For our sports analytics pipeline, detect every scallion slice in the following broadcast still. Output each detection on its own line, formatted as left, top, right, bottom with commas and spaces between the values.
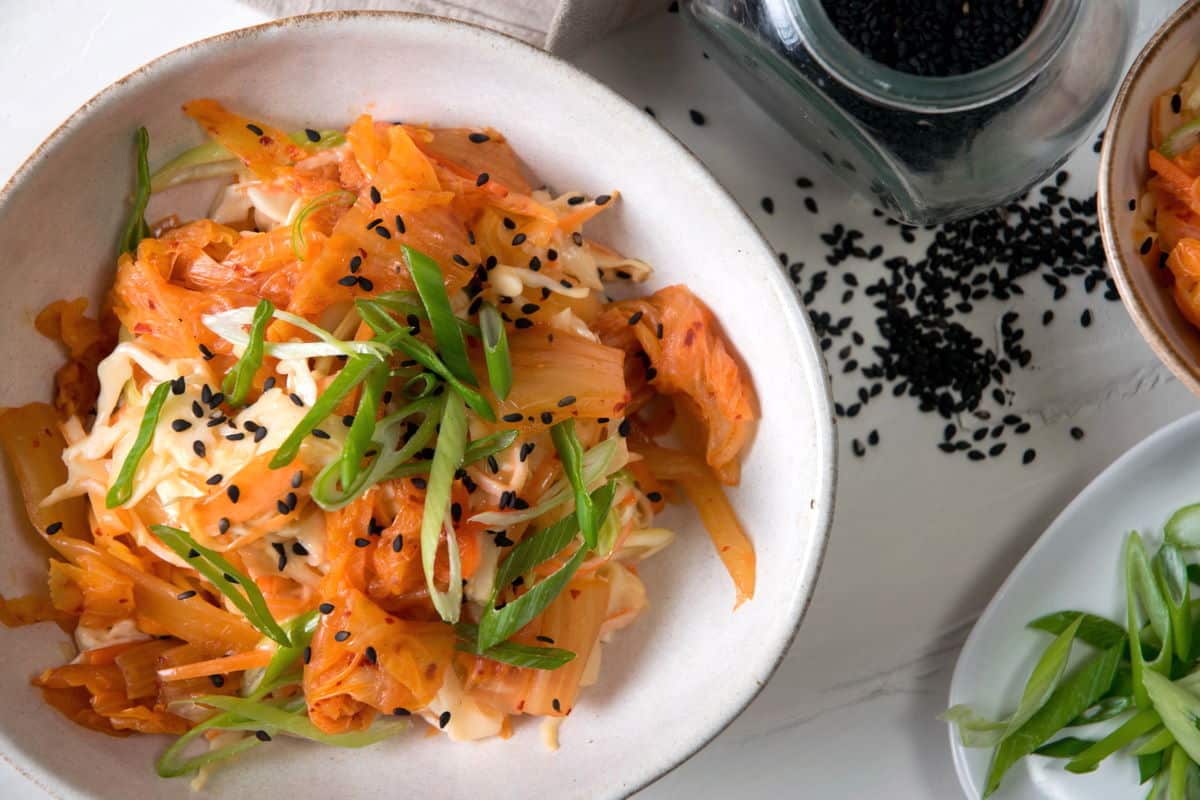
151, 525, 290, 646
291, 190, 356, 261
404, 245, 477, 386
421, 395, 469, 623
269, 355, 381, 469
340, 366, 388, 488
551, 419, 597, 548
222, 299, 274, 406
118, 126, 152, 257
105, 380, 171, 508
479, 302, 512, 401
1127, 531, 1173, 708
454, 623, 575, 670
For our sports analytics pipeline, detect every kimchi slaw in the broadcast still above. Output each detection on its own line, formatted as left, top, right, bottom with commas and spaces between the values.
0, 99, 758, 781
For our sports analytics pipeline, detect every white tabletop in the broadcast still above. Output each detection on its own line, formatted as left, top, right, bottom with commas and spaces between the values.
0, 2, 1193, 798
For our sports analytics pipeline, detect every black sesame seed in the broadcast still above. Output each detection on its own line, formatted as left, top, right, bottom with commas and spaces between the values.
595, 194, 612, 206
1173, 93, 1183, 114
618, 419, 631, 437
206, 473, 223, 486
210, 674, 225, 688
176, 590, 197, 600
338, 275, 359, 287
171, 376, 186, 395
689, 109, 706, 125
557, 395, 576, 408
540, 411, 554, 425
374, 226, 391, 239
255, 730, 271, 742
246, 123, 264, 136
370, 186, 382, 204
1070, 427, 1085, 440
45, 520, 63, 535
511, 233, 527, 246
218, 517, 231, 534
439, 711, 451, 729
334, 630, 350, 642
193, 440, 206, 458
392, 535, 404, 553
227, 485, 240, 503
761, 197, 775, 214
476, 172, 490, 187
199, 344, 215, 360
355, 537, 370, 548
172, 419, 192, 432
319, 602, 335, 614
292, 542, 309, 556
312, 428, 330, 439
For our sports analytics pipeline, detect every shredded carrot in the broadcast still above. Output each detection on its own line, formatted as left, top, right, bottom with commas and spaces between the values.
157, 649, 273, 682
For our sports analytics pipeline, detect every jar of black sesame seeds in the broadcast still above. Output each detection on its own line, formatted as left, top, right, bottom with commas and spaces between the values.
684, 0, 1134, 225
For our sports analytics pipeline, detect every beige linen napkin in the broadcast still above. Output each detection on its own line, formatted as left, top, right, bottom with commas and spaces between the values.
240, 0, 655, 52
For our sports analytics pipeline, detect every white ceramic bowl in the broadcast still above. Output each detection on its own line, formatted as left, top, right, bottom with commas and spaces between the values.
1100, 0, 1200, 394
0, 13, 835, 799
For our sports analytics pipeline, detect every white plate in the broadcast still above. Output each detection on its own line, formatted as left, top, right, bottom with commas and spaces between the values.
948, 411, 1200, 799
0, 12, 835, 800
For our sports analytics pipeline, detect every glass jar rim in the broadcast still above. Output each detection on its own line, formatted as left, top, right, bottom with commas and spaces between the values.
789, 0, 1081, 113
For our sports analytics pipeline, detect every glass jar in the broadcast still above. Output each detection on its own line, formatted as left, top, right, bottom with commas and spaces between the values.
684, 0, 1136, 225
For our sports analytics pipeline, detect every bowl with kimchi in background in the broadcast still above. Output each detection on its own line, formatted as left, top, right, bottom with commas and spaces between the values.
1099, 0, 1200, 394
0, 11, 835, 800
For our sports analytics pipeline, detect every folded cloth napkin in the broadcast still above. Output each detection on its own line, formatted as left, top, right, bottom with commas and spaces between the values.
240, 0, 654, 52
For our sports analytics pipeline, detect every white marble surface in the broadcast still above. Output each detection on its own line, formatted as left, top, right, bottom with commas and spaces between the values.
0, 1, 1193, 798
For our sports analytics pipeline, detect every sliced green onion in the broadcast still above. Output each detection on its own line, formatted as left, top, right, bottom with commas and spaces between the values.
421, 395, 468, 623
1144, 671, 1200, 765
222, 299, 274, 406
194, 695, 409, 747
118, 126, 152, 257
151, 525, 290, 646
476, 482, 615, 653
375, 291, 480, 338
1166, 503, 1200, 549
1134, 727, 1178, 757
105, 380, 171, 508
1141, 751, 1167, 785
493, 481, 617, 594
1157, 544, 1192, 662
205, 305, 389, 360
156, 613, 313, 777
291, 190, 356, 261
1033, 738, 1098, 758
150, 129, 345, 194
551, 420, 597, 549
1027, 610, 1128, 650
1069, 695, 1133, 727
471, 438, 620, 527
270, 355, 381, 469
982, 645, 1122, 797
479, 302, 512, 401
1128, 532, 1174, 708
944, 615, 1083, 749
404, 246, 477, 386
454, 623, 575, 670
1160, 118, 1200, 159
357, 300, 495, 421
341, 366, 388, 488
402, 372, 439, 399
1167, 745, 1191, 800
309, 397, 440, 510
1064, 707, 1161, 774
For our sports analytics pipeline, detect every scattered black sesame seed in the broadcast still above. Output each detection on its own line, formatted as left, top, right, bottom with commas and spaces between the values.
1070, 427, 1085, 440
305, 128, 321, 143
338, 275, 358, 287
292, 542, 309, 556
319, 602, 335, 614
540, 411, 554, 425
334, 630, 351, 642
312, 428, 331, 439
476, 172, 490, 187
689, 109, 706, 126
439, 711, 451, 729
206, 473, 223, 486
246, 123, 264, 136
646, 491, 663, 502
227, 485, 241, 503
355, 537, 370, 548
193, 440, 206, 458
1173, 93, 1183, 114
176, 590, 197, 600
761, 197, 775, 215
218, 517, 231, 534
199, 344, 214, 360
45, 520, 63, 535
171, 419, 192, 432
618, 419, 631, 437
595, 194, 612, 206
255, 730, 272, 742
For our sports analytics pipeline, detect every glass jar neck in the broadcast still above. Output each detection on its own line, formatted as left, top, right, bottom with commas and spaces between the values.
788, 0, 1081, 113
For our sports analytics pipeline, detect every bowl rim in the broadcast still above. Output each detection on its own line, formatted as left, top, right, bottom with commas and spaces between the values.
0, 10, 838, 799
1099, 0, 1200, 396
